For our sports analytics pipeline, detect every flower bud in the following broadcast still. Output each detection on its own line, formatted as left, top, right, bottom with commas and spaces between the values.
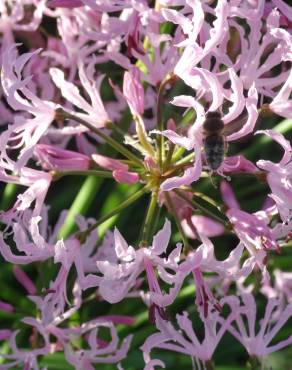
47, 0, 83, 8
35, 144, 91, 171
123, 67, 144, 116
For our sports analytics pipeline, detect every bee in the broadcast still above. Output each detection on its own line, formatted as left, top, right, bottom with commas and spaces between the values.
202, 111, 225, 171
202, 110, 248, 171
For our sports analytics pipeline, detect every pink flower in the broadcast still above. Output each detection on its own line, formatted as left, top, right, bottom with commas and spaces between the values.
256, 130, 292, 222
35, 144, 91, 171
221, 155, 258, 173
0, 300, 14, 313
12, 266, 37, 295
50, 61, 109, 127
182, 215, 224, 239
158, 96, 204, 190
92, 154, 139, 184
227, 208, 278, 275
47, 0, 84, 8
97, 220, 183, 306
142, 299, 242, 366
0, 317, 51, 369
123, 67, 144, 116
274, 270, 292, 304
61, 322, 133, 370
0, 168, 52, 225
0, 329, 12, 341
173, 1, 229, 75
220, 180, 240, 209
178, 234, 251, 314
1, 44, 56, 171
223, 293, 292, 357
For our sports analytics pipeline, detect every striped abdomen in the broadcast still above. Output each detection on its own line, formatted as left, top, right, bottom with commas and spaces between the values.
203, 134, 225, 170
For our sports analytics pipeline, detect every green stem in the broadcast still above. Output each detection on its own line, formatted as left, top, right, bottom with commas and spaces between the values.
165, 192, 189, 250
52, 169, 113, 180
135, 116, 155, 158
205, 360, 215, 370
57, 176, 102, 239
174, 189, 229, 226
177, 108, 196, 128
171, 146, 186, 163
248, 356, 262, 370
56, 108, 144, 168
140, 191, 158, 245
0, 183, 18, 210
76, 185, 150, 243
156, 74, 177, 168
163, 141, 175, 172
187, 189, 220, 207
175, 152, 195, 166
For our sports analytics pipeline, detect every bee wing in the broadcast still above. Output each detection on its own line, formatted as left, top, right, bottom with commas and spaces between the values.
222, 112, 248, 137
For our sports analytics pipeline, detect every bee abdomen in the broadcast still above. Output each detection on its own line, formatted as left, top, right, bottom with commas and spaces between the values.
204, 135, 225, 170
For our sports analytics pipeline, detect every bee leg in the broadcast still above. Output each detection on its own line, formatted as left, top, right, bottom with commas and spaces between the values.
209, 171, 218, 188
217, 167, 231, 182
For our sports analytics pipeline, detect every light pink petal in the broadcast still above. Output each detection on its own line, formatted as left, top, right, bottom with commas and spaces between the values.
160, 140, 202, 191
227, 84, 258, 141
123, 67, 144, 116
98, 279, 132, 304
270, 68, 292, 118
50, 67, 92, 112
159, 130, 194, 150
272, 0, 292, 21
114, 228, 135, 261
13, 266, 37, 295
222, 155, 258, 173
160, 166, 197, 191
220, 180, 240, 209
78, 63, 109, 124
35, 144, 90, 171
256, 130, 291, 166
0, 300, 14, 313
47, 0, 83, 8
113, 170, 139, 184
195, 68, 224, 112
92, 154, 128, 171
203, 0, 229, 55
182, 215, 224, 239
223, 69, 245, 124
161, 8, 192, 36
0, 329, 12, 340
174, 45, 204, 79
151, 220, 171, 255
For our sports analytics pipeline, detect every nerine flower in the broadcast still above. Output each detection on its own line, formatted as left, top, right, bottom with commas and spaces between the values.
62, 322, 133, 370
97, 220, 183, 307
1, 44, 56, 171
92, 154, 139, 184
257, 129, 292, 222
50, 60, 110, 127
223, 293, 292, 358
123, 67, 144, 116
0, 167, 52, 231
34, 144, 91, 171
141, 298, 243, 367
157, 68, 258, 190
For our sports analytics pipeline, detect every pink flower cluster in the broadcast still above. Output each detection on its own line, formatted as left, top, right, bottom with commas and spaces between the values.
0, 0, 291, 369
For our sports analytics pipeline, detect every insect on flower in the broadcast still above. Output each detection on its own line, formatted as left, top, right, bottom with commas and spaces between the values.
202, 111, 225, 171
202, 111, 248, 171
